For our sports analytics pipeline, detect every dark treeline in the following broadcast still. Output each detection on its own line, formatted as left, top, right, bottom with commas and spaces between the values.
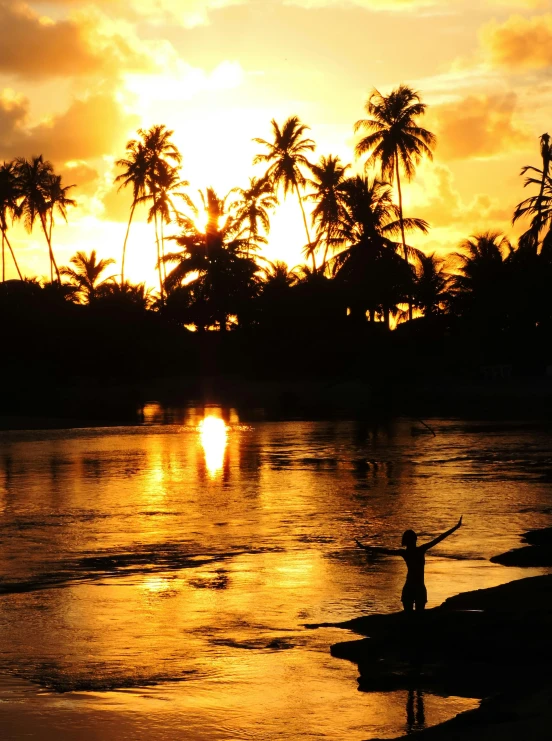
2, 87, 552, 420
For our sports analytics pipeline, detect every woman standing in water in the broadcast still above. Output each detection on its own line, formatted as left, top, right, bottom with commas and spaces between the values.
356, 517, 463, 612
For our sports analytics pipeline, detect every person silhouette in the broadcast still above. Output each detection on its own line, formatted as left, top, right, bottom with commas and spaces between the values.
356, 517, 463, 612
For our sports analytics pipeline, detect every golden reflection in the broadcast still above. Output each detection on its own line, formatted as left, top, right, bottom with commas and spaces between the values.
198, 415, 228, 478
141, 576, 173, 593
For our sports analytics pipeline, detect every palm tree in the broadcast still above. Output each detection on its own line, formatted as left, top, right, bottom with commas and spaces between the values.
253, 116, 315, 265
354, 85, 435, 259
451, 232, 512, 323
44, 174, 76, 282
115, 124, 182, 290
140, 125, 183, 302
143, 161, 190, 288
0, 161, 23, 280
115, 139, 149, 285
258, 260, 298, 327
513, 133, 552, 252
305, 155, 349, 270
96, 280, 153, 311
230, 176, 278, 255
60, 250, 116, 303
46, 174, 76, 245
330, 176, 428, 328
261, 260, 298, 288
413, 252, 450, 316
15, 156, 73, 282
163, 188, 258, 331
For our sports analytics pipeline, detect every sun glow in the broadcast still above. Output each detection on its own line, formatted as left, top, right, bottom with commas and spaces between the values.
198, 416, 228, 478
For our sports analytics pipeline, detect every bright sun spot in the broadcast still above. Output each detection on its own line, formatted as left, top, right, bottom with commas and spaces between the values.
198, 416, 228, 478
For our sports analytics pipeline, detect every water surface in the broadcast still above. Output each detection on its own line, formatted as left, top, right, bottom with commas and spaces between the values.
0, 412, 550, 739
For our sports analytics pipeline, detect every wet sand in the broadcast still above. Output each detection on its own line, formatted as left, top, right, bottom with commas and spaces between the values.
491, 526, 552, 567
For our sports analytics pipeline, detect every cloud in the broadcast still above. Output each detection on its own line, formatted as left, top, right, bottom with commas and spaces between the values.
0, 87, 140, 163
59, 162, 100, 196
101, 180, 137, 223
0, 1, 154, 78
413, 164, 512, 230
32, 0, 444, 27
430, 93, 530, 160
0, 89, 27, 138
485, 0, 548, 8
285, 0, 439, 10
31, 0, 247, 28
481, 14, 552, 70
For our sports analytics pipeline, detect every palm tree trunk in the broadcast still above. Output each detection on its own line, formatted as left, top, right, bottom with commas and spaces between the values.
48, 213, 54, 282
121, 200, 136, 286
39, 213, 60, 282
395, 159, 407, 259
160, 217, 167, 283
153, 208, 164, 305
395, 159, 413, 321
294, 181, 314, 270
2, 233, 4, 282
322, 225, 332, 274
3, 231, 23, 280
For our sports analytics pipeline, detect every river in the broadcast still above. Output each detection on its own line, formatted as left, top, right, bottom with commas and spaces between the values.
0, 409, 550, 739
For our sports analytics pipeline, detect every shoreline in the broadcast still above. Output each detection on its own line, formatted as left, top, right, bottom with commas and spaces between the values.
3, 376, 552, 431
327, 574, 552, 740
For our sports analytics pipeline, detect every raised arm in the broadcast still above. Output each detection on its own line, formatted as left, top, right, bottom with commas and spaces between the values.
421, 516, 463, 552
355, 539, 404, 556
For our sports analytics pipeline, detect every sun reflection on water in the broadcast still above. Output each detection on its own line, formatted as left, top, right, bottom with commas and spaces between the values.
198, 416, 228, 478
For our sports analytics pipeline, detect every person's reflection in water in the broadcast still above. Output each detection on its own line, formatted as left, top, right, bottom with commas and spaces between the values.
406, 689, 426, 734
356, 517, 463, 611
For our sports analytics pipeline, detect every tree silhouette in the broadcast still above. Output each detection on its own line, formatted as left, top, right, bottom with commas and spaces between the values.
96, 280, 153, 312
0, 161, 22, 280
413, 252, 450, 317
253, 116, 315, 266
230, 176, 278, 255
163, 188, 258, 331
331, 176, 427, 328
451, 232, 512, 325
15, 156, 75, 283
513, 133, 552, 253
354, 86, 435, 259
115, 139, 149, 286
61, 250, 116, 303
116, 125, 182, 297
305, 155, 350, 271
143, 161, 190, 285
46, 174, 77, 252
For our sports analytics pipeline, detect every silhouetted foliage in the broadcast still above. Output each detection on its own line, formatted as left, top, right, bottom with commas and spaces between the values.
163, 188, 260, 331
413, 252, 450, 317
116, 125, 183, 296
60, 250, 116, 304
355, 86, 435, 259
4, 111, 552, 416
14, 156, 76, 282
513, 133, 552, 254
450, 232, 512, 327
305, 155, 350, 271
253, 116, 315, 265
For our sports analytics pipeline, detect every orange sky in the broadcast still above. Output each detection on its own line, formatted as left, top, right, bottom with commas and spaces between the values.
1, 0, 551, 286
